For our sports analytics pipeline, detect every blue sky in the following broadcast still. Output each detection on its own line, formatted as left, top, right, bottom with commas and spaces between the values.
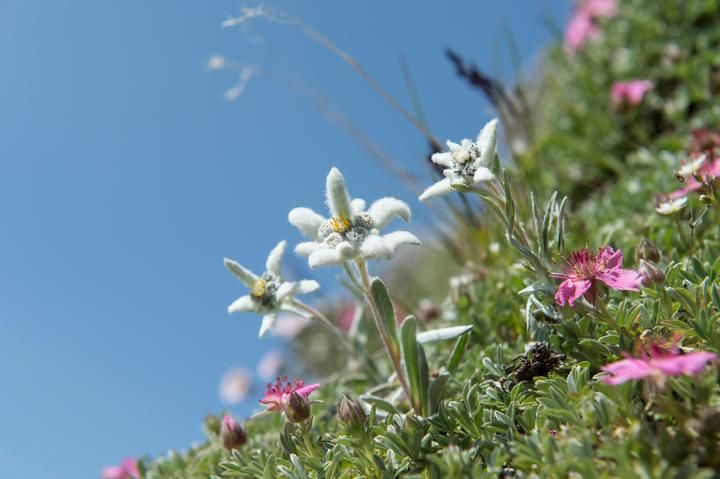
0, 1, 568, 477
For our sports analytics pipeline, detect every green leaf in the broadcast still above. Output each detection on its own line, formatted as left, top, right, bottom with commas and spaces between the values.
428, 372, 450, 414
359, 394, 400, 415
400, 316, 429, 415
416, 325, 473, 344
370, 278, 401, 356
289, 454, 307, 479
447, 333, 470, 373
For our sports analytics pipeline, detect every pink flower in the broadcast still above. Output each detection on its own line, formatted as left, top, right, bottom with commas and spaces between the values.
336, 303, 356, 333
667, 156, 720, 200
581, 0, 619, 17
101, 458, 138, 479
602, 342, 718, 385
611, 80, 653, 108
564, 12, 599, 52
564, 0, 618, 52
552, 247, 643, 307
259, 376, 319, 412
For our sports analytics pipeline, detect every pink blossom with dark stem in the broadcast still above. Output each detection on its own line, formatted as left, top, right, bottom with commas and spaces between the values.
610, 80, 653, 108
602, 342, 718, 386
552, 247, 643, 307
101, 458, 139, 479
260, 376, 320, 412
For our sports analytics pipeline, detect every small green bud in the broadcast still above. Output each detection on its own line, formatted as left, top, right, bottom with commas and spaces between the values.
220, 415, 247, 450
635, 238, 660, 263
283, 392, 311, 423
336, 393, 366, 428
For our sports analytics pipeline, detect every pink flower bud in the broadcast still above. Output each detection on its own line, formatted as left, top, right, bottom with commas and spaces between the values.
220, 415, 247, 450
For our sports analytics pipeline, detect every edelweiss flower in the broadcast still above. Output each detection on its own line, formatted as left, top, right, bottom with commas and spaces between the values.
289, 167, 420, 268
655, 196, 687, 215
224, 240, 319, 337
601, 341, 718, 386
676, 154, 707, 178
551, 246, 643, 307
419, 119, 497, 201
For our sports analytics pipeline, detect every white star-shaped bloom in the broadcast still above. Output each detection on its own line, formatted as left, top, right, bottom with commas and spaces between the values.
288, 167, 420, 268
224, 240, 319, 337
419, 118, 498, 201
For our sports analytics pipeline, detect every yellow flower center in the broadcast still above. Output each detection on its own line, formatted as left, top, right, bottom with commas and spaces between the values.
251, 278, 267, 298
329, 214, 352, 234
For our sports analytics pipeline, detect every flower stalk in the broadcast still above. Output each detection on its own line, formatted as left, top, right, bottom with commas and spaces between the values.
355, 259, 412, 405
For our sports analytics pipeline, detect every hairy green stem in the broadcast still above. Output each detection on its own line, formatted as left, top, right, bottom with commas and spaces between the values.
355, 260, 413, 405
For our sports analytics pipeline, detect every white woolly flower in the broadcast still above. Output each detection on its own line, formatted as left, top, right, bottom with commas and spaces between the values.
288, 167, 420, 268
224, 240, 320, 337
655, 197, 687, 215
419, 118, 498, 201
676, 154, 706, 178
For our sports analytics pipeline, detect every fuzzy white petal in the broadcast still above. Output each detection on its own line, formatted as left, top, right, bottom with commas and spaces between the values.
351, 198, 366, 214
265, 240, 287, 275
419, 178, 454, 201
367, 197, 411, 229
289, 208, 325, 240
228, 295, 255, 314
472, 167, 495, 183
308, 245, 352, 268
276, 281, 296, 302
296, 279, 320, 294
382, 231, 421, 252
359, 235, 392, 259
295, 241, 321, 257
447, 140, 462, 152
430, 151, 453, 167
224, 258, 259, 287
326, 167, 353, 218
258, 314, 276, 337
476, 118, 498, 168
656, 197, 687, 215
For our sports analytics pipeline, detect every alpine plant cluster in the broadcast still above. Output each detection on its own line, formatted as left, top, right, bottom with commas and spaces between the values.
104, 0, 720, 476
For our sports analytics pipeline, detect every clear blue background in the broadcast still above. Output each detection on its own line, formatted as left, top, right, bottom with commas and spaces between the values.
0, 1, 568, 477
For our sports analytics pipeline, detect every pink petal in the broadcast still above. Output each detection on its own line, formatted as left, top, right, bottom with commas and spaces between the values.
555, 278, 592, 306
601, 358, 656, 385
102, 467, 124, 479
597, 269, 643, 291
564, 13, 599, 52
610, 83, 627, 106
625, 80, 653, 104
581, 0, 618, 17
295, 383, 320, 398
259, 392, 283, 411
597, 246, 622, 270
121, 459, 139, 478
668, 177, 703, 199
652, 351, 718, 376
